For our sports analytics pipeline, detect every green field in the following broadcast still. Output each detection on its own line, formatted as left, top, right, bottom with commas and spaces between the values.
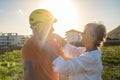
0, 50, 23, 80
102, 46, 120, 80
0, 46, 120, 80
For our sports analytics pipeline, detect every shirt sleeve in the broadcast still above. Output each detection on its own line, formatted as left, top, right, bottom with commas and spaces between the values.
53, 53, 97, 75
63, 44, 86, 58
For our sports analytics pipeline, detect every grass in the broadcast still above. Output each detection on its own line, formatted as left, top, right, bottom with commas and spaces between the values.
0, 46, 120, 80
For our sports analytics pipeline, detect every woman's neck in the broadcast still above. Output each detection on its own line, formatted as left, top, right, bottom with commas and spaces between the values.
85, 45, 98, 52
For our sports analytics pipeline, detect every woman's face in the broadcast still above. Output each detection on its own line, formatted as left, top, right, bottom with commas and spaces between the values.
81, 27, 94, 47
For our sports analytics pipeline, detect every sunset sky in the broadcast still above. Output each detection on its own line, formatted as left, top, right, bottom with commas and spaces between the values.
0, 0, 120, 37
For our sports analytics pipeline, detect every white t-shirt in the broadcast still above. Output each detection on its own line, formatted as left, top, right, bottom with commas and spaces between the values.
53, 44, 103, 80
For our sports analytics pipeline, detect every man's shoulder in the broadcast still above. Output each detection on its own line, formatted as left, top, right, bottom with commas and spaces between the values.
25, 36, 36, 45
21, 36, 38, 61
22, 36, 37, 49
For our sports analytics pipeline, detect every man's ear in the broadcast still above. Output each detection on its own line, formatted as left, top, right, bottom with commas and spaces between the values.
50, 26, 54, 33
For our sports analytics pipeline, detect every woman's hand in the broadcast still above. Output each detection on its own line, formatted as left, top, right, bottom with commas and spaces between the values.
52, 33, 67, 48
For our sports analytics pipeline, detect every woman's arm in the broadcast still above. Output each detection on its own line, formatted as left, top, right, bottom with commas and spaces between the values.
62, 44, 86, 58
53, 53, 98, 75
51, 33, 86, 59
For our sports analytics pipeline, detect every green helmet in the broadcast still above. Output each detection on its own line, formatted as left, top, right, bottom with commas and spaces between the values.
29, 9, 57, 29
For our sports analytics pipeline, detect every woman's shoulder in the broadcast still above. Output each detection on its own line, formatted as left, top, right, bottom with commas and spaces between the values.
89, 50, 101, 56
79, 50, 100, 60
88, 50, 101, 61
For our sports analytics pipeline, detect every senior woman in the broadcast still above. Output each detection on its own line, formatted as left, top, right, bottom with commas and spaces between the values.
53, 23, 107, 80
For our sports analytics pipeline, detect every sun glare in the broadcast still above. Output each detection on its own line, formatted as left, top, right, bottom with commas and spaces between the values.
40, 0, 80, 37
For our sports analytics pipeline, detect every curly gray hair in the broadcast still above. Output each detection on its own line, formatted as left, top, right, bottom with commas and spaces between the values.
84, 23, 107, 47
